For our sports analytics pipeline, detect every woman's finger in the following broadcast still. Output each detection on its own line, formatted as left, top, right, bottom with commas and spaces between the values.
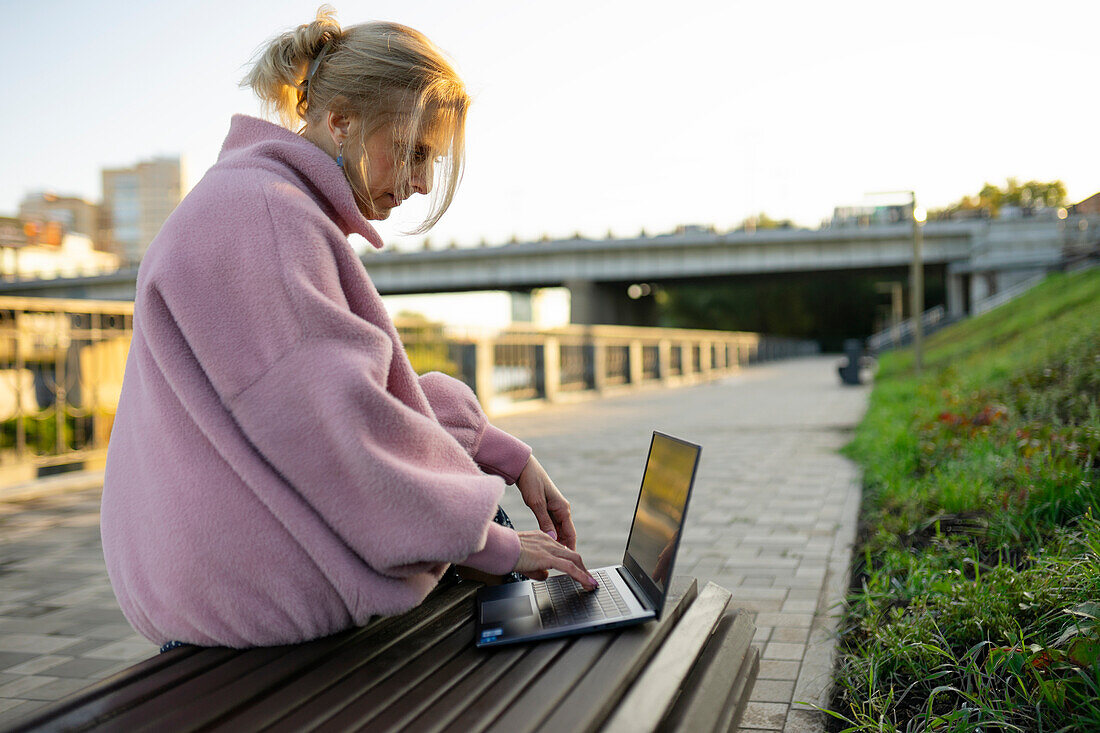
552, 510, 578, 552
547, 557, 597, 590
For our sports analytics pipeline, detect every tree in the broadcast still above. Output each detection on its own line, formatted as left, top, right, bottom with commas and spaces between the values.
739, 212, 795, 232
929, 178, 1068, 220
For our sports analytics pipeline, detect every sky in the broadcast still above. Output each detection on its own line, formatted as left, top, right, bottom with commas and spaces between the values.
2, 0, 1098, 253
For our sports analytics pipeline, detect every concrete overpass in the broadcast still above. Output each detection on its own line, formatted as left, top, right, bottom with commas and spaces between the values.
0, 216, 1094, 324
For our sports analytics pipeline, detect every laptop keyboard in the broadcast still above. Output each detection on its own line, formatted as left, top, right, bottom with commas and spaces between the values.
533, 569, 632, 628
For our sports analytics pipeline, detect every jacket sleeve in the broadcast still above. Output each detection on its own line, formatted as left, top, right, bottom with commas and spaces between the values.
417, 372, 533, 485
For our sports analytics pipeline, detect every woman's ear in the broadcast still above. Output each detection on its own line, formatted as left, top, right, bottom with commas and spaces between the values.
327, 110, 353, 146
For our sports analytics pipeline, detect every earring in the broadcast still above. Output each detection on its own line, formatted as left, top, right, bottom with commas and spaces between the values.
336, 141, 344, 169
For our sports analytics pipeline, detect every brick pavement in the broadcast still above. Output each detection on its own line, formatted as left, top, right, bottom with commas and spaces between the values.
0, 355, 868, 731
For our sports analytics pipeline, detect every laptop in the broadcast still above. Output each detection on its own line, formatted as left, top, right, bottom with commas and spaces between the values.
475, 431, 701, 647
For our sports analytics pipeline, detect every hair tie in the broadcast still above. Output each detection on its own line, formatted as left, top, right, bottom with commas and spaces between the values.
297, 40, 333, 110
304, 40, 333, 88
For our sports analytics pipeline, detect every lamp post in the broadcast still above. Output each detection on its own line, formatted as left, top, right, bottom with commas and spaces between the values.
911, 192, 924, 374
867, 190, 925, 373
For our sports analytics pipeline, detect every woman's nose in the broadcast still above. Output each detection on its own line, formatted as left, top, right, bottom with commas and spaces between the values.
411, 160, 434, 196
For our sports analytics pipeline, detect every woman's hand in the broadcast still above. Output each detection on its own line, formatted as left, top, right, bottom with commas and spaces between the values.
514, 531, 597, 590
515, 455, 578, 551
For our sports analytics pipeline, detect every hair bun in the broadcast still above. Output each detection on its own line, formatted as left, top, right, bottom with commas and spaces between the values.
242, 5, 343, 128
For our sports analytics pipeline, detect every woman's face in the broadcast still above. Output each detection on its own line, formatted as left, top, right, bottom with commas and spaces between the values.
352, 125, 440, 221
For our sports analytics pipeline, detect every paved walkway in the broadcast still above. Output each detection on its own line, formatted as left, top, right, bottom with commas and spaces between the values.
0, 356, 869, 731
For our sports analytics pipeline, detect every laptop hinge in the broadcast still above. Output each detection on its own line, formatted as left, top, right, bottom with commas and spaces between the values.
617, 566, 657, 612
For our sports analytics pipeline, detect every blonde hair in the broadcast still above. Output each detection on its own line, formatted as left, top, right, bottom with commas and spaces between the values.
243, 6, 469, 232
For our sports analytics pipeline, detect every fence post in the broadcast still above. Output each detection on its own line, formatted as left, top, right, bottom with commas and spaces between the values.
629, 340, 643, 385
658, 339, 671, 382
542, 336, 560, 402
590, 341, 606, 393
700, 339, 712, 374
474, 337, 495, 406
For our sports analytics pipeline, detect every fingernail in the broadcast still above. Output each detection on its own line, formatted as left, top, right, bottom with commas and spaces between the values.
589, 575, 598, 587
547, 530, 558, 540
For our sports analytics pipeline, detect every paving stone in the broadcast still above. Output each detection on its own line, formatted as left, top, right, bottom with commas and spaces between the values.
0, 655, 73, 676
14, 676, 91, 701
754, 612, 814, 629
730, 599, 784, 614
35, 656, 122, 680
757, 659, 801, 681
81, 639, 155, 662
770, 626, 810, 644
783, 708, 828, 733
740, 701, 789, 730
780, 600, 818, 613
730, 587, 789, 601
0, 675, 58, 698
0, 635, 79, 655
763, 642, 805, 661
0, 699, 48, 728
0, 653, 36, 672
750, 678, 795, 704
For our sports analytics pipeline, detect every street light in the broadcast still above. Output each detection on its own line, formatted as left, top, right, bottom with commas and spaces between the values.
867, 190, 924, 374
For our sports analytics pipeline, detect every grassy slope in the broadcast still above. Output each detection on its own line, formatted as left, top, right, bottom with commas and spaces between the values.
830, 269, 1100, 731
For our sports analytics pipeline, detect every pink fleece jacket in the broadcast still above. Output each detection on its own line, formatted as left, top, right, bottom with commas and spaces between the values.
100, 115, 530, 648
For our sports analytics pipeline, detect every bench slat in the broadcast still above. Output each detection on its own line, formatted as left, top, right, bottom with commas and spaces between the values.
402, 642, 528, 733
308, 619, 476, 731
261, 601, 475, 732
534, 576, 699, 733
484, 634, 616, 733
719, 647, 759, 732
12, 646, 236, 732
112, 645, 295, 731
439, 639, 568, 733
663, 610, 758, 733
185, 580, 475, 732
355, 633, 503, 732
600, 581, 732, 733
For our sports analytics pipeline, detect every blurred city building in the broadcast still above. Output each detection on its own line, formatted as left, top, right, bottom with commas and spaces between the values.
1071, 192, 1100, 216
101, 156, 184, 265
18, 192, 99, 240
0, 215, 120, 281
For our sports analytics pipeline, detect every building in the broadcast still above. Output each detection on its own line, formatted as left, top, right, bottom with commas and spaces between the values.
18, 192, 100, 242
0, 225, 120, 281
1071, 192, 1100, 216
101, 156, 184, 265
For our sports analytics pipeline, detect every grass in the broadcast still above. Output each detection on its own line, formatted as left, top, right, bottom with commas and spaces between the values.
828, 268, 1100, 731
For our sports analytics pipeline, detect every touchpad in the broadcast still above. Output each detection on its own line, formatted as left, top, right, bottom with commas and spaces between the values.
481, 596, 534, 623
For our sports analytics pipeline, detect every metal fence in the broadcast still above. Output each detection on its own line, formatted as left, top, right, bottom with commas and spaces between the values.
0, 296, 133, 483
0, 299, 817, 480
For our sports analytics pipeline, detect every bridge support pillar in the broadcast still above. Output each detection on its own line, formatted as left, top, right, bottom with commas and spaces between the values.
565, 279, 657, 326
946, 273, 967, 318
970, 272, 993, 307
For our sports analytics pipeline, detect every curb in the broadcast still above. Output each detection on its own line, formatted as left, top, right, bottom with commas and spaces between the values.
0, 470, 105, 503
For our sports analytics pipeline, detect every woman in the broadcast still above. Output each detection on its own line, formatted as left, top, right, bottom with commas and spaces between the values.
100, 7, 595, 649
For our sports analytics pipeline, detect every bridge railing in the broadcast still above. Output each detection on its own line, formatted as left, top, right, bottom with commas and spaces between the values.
0, 296, 817, 481
398, 321, 819, 415
866, 305, 949, 353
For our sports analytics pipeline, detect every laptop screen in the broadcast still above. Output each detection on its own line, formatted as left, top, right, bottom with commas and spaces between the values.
622, 432, 701, 602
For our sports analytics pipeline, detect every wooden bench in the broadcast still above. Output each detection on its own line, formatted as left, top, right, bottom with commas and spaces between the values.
10, 575, 758, 732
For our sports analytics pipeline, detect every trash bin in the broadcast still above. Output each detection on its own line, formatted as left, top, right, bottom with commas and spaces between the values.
837, 339, 863, 385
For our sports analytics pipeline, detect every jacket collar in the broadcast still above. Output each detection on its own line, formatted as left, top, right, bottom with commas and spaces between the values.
218, 115, 385, 249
